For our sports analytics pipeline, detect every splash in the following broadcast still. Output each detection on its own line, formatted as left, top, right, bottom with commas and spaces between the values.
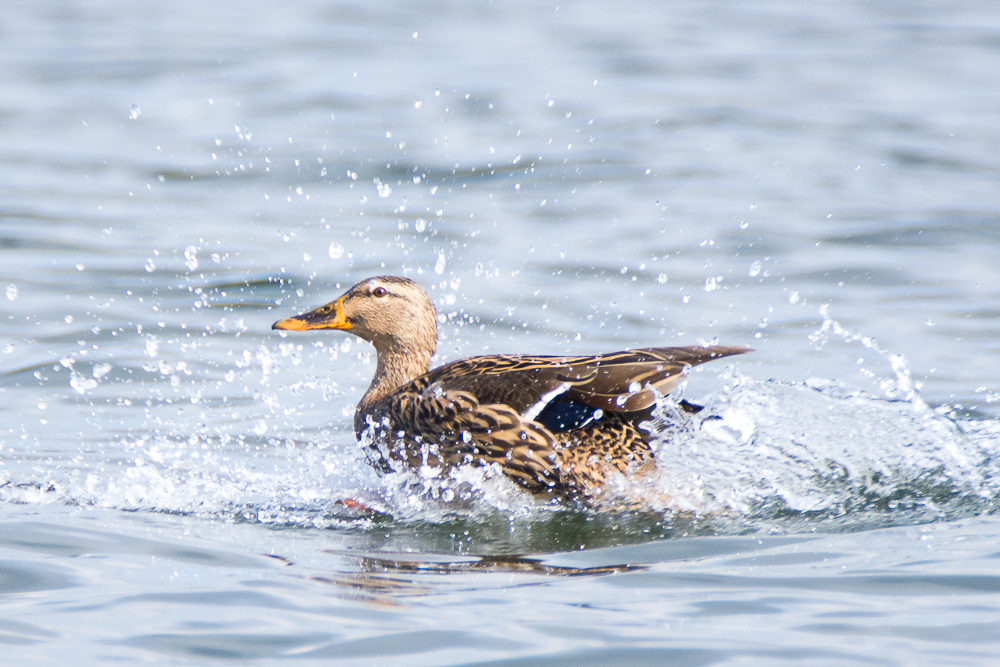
810, 303, 929, 409
640, 374, 995, 525
4, 305, 999, 544
618, 307, 1000, 532
0, 428, 375, 529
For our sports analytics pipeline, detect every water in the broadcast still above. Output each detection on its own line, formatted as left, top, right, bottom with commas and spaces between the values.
2, 0, 1000, 663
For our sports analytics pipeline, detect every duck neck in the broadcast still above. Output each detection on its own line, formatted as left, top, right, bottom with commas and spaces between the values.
355, 342, 433, 432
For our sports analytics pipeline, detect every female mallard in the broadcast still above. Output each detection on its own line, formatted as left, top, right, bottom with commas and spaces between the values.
272, 276, 749, 499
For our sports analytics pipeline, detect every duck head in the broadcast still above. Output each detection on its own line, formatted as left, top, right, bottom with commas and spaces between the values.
271, 275, 438, 360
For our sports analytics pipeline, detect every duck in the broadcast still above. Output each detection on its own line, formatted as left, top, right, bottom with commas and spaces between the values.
272, 275, 749, 500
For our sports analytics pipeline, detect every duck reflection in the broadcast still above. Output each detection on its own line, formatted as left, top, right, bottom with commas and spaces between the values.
300, 552, 646, 605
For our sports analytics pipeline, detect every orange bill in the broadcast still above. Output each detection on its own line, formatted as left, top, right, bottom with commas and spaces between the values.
271, 296, 351, 331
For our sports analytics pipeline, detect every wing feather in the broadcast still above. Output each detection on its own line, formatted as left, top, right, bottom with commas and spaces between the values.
418, 345, 749, 414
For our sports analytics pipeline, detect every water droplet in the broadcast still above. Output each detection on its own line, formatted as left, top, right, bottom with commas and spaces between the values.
704, 276, 719, 292
145, 259, 156, 273
145, 335, 160, 358
415, 218, 427, 232
657, 273, 668, 284
184, 245, 198, 271
749, 260, 762, 277
328, 242, 344, 259
69, 372, 98, 395
789, 291, 801, 304
5, 284, 17, 301
434, 252, 447, 275
128, 104, 141, 119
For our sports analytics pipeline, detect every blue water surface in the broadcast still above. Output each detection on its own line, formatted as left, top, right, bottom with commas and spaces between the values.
2, 0, 1000, 664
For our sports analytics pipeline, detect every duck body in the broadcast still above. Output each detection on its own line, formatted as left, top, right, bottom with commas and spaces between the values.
273, 276, 749, 500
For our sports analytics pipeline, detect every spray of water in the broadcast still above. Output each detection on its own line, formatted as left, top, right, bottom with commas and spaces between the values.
3, 303, 999, 544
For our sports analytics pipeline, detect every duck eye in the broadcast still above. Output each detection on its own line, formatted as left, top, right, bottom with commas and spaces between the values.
372, 286, 388, 297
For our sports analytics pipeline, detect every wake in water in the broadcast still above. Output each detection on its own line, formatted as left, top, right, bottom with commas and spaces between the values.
611, 306, 1000, 531
641, 374, 998, 526
2, 307, 999, 543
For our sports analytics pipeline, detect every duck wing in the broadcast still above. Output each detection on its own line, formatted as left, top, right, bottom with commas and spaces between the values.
418, 345, 750, 417
372, 345, 749, 494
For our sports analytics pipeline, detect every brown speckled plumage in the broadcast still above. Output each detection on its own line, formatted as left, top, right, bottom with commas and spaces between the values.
273, 276, 749, 499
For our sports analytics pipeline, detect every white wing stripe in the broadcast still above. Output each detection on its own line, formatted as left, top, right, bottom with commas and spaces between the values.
521, 382, 571, 422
